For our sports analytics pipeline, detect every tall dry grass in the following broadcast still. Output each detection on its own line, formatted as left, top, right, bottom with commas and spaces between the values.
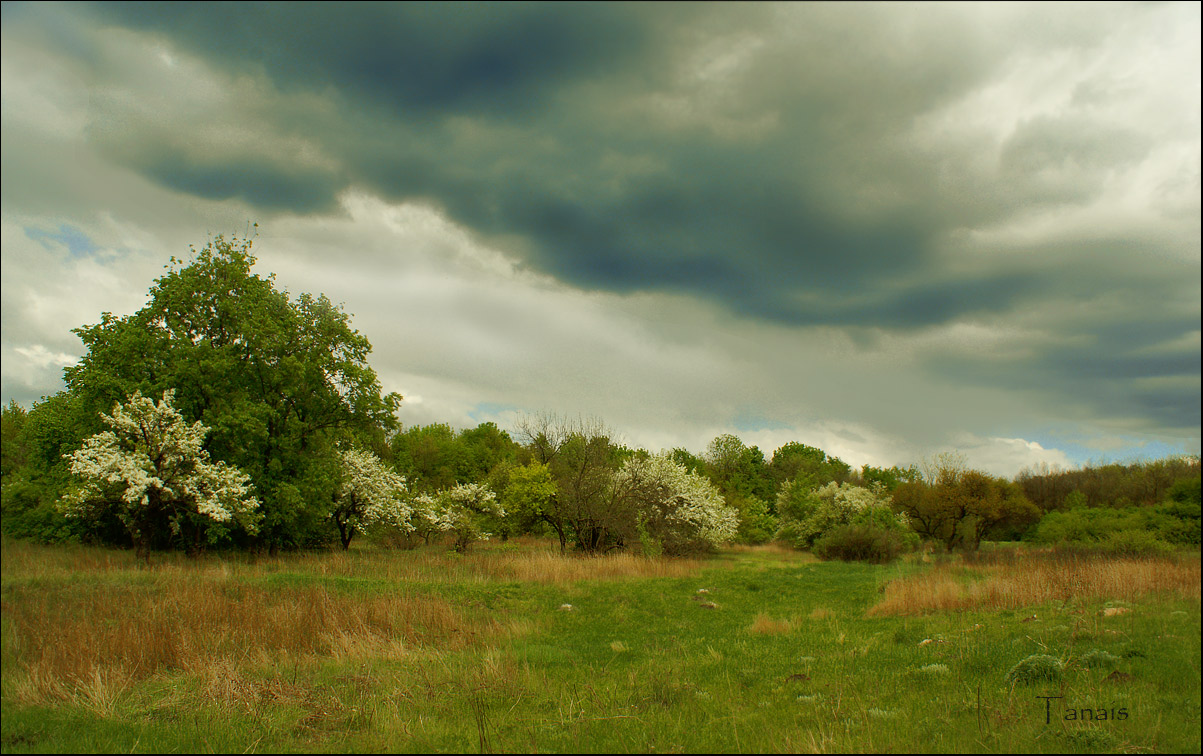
276, 540, 704, 585
867, 550, 1201, 616
0, 537, 702, 710
2, 580, 488, 702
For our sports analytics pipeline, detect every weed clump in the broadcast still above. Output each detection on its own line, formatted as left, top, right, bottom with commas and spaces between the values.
1006, 654, 1063, 685
1079, 650, 1121, 670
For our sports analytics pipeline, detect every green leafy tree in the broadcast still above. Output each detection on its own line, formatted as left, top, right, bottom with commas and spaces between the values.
703, 434, 775, 503
1, 400, 29, 483
48, 235, 401, 550
768, 442, 853, 490
858, 463, 920, 492
501, 461, 558, 537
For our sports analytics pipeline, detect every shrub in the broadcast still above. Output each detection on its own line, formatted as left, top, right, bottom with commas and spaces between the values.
1101, 529, 1174, 556
775, 480, 901, 550
813, 523, 906, 564
733, 495, 778, 545
1006, 654, 1063, 685
1079, 649, 1121, 670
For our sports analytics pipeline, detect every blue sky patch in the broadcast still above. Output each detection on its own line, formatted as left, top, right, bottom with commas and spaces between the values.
25, 224, 99, 258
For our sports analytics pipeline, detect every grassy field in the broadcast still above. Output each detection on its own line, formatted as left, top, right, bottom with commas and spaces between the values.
1, 537, 1199, 753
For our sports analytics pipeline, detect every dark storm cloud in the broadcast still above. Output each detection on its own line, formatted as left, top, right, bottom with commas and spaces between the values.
56, 1, 1198, 441
930, 312, 1201, 433
136, 153, 343, 213
86, 0, 979, 325
91, 2, 657, 117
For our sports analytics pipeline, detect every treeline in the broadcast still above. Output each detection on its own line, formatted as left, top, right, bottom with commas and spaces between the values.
0, 235, 1198, 560
1017, 457, 1200, 511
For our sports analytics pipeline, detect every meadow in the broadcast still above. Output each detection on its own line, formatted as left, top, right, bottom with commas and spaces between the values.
1, 537, 1199, 753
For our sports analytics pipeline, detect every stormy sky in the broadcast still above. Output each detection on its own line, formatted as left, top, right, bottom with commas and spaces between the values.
2, 1, 1199, 476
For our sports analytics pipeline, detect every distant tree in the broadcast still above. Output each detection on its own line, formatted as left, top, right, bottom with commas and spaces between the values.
1, 400, 29, 483
768, 442, 852, 489
857, 463, 920, 492
391, 423, 469, 493
1017, 456, 1200, 511
892, 457, 1039, 551
515, 413, 625, 553
59, 390, 259, 561
613, 453, 738, 555
776, 480, 899, 550
414, 482, 505, 552
500, 461, 558, 538
330, 448, 413, 549
704, 434, 774, 502
458, 422, 520, 482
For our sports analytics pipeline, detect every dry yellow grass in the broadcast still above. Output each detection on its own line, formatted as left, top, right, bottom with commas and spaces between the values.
2, 580, 488, 703
0, 536, 698, 710
867, 551, 1201, 616
296, 542, 704, 585
1, 536, 700, 586
746, 612, 798, 634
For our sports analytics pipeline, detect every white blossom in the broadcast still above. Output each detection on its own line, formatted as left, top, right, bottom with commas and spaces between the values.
61, 390, 260, 542
336, 447, 413, 534
617, 453, 739, 549
413, 482, 504, 551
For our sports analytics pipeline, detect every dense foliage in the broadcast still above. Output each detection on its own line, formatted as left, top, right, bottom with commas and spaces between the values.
60, 390, 259, 560
4, 236, 399, 551
1, 237, 1199, 560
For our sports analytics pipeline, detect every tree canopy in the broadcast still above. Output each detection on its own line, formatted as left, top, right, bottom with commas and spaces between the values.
20, 235, 401, 550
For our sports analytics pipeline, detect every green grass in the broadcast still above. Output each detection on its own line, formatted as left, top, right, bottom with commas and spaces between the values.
2, 537, 1199, 753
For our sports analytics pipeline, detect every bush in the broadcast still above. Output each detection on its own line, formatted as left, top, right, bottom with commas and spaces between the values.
1031, 503, 1196, 549
1078, 650, 1121, 670
733, 495, 778, 545
775, 480, 900, 550
1101, 529, 1174, 556
1006, 654, 1063, 685
813, 523, 906, 564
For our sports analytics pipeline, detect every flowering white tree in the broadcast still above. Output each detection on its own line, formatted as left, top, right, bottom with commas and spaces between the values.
413, 482, 505, 552
332, 447, 414, 549
776, 480, 899, 549
60, 390, 259, 560
615, 453, 738, 555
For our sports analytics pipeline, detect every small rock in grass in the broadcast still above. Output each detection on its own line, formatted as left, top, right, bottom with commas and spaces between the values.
1100, 607, 1130, 617
558, 604, 574, 611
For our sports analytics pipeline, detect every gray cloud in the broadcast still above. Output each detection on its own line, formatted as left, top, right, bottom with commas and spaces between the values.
2, 1, 1198, 471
